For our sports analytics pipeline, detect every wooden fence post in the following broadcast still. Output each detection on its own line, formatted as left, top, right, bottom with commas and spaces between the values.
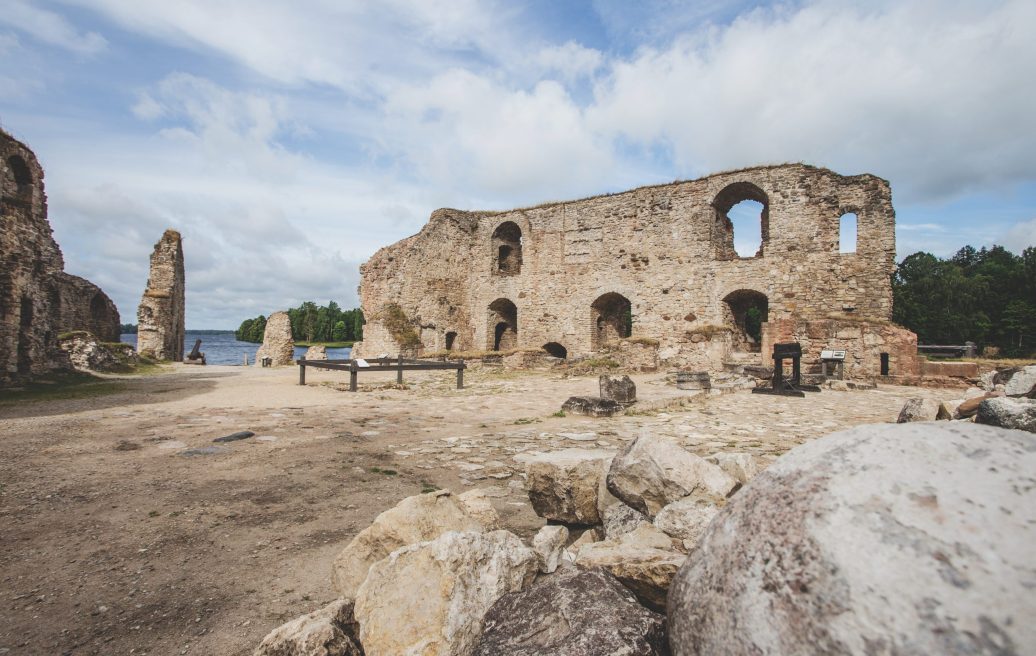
397, 354, 403, 384
350, 361, 358, 392
457, 360, 465, 389
299, 359, 306, 386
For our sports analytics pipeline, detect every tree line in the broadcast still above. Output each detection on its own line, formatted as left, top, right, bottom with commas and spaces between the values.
893, 245, 1036, 357
235, 301, 364, 344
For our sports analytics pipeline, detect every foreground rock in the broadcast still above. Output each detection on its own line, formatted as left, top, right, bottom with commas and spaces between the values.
706, 452, 760, 484
653, 497, 719, 546
531, 525, 567, 574
137, 229, 185, 361
954, 392, 999, 419
254, 599, 361, 656
331, 490, 494, 597
896, 397, 950, 422
668, 423, 1036, 655
474, 567, 668, 656
255, 311, 296, 367
601, 502, 648, 539
355, 530, 539, 656
607, 434, 737, 517
561, 396, 625, 417
575, 523, 685, 611
524, 449, 615, 525
976, 396, 1036, 433
1005, 365, 1036, 397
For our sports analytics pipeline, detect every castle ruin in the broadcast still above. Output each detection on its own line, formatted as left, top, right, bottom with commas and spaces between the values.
136, 229, 185, 361
1, 129, 121, 386
353, 164, 919, 379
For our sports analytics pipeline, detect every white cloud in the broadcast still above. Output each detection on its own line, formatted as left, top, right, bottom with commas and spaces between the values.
1000, 217, 1036, 254
535, 41, 604, 81
587, 0, 1036, 202
0, 0, 106, 54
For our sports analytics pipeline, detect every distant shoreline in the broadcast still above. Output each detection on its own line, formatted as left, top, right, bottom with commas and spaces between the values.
296, 341, 354, 348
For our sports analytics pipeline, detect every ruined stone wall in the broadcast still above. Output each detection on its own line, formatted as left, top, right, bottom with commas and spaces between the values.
137, 230, 185, 361
354, 164, 915, 378
1, 130, 121, 385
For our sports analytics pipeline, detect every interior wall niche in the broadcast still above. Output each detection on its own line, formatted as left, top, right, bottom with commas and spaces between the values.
487, 298, 518, 351
722, 289, 768, 352
591, 292, 632, 350
839, 212, 858, 253
445, 331, 457, 351
712, 182, 770, 259
542, 342, 567, 359
492, 221, 523, 275
3, 155, 32, 200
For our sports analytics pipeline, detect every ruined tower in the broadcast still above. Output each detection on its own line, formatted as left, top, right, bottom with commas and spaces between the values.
1, 129, 120, 386
137, 230, 185, 361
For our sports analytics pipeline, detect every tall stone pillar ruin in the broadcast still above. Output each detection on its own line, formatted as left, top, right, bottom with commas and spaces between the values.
137, 230, 185, 361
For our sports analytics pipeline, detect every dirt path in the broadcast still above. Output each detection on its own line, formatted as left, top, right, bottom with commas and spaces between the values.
0, 364, 959, 655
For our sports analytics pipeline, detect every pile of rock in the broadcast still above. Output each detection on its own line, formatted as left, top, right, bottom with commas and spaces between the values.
896, 365, 1036, 433
560, 374, 637, 417
57, 331, 138, 372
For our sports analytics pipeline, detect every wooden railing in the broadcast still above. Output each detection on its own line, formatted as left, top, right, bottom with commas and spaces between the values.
297, 356, 466, 391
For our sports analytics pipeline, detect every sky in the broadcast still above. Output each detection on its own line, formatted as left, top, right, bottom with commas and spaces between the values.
1, 0, 1034, 329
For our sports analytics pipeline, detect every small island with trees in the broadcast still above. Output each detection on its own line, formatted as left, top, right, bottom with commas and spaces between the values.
236, 301, 363, 347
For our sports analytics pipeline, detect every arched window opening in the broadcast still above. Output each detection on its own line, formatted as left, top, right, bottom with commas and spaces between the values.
839, 213, 858, 253
492, 221, 522, 275
90, 292, 108, 329
445, 331, 457, 351
4, 155, 32, 200
591, 292, 632, 350
487, 298, 517, 350
712, 182, 770, 259
543, 342, 567, 359
17, 295, 33, 374
722, 289, 768, 352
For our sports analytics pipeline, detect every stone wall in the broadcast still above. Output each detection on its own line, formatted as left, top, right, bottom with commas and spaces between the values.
352, 163, 917, 378
137, 230, 185, 361
0, 129, 120, 386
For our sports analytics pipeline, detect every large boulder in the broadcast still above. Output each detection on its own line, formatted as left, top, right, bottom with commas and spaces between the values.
523, 449, 616, 525
668, 423, 1036, 655
255, 311, 296, 367
1005, 365, 1036, 398
601, 501, 648, 539
575, 523, 685, 611
331, 490, 494, 597
473, 566, 668, 656
706, 452, 760, 484
355, 530, 539, 656
896, 397, 950, 422
976, 396, 1036, 433
653, 497, 719, 546
254, 599, 361, 656
607, 434, 738, 518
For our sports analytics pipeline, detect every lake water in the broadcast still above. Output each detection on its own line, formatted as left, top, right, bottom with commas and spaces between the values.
120, 332, 351, 366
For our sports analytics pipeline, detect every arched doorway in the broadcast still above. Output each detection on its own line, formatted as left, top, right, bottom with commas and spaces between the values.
492, 222, 522, 275
591, 292, 632, 350
542, 342, 567, 359
445, 331, 457, 351
722, 289, 768, 352
487, 298, 517, 350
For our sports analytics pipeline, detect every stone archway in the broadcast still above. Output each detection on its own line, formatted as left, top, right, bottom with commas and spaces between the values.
543, 342, 567, 359
591, 292, 632, 350
722, 289, 768, 352
487, 298, 517, 351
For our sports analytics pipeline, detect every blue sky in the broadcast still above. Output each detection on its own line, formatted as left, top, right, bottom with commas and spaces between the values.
1, 0, 1034, 328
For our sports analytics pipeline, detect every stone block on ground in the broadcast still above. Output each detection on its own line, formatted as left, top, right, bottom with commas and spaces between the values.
599, 375, 637, 405
253, 598, 361, 656
561, 396, 625, 417
531, 524, 568, 574
602, 502, 648, 540
1005, 365, 1036, 398
667, 422, 1036, 655
954, 392, 999, 419
575, 523, 685, 611
653, 497, 719, 546
706, 452, 760, 484
331, 490, 486, 598
675, 371, 711, 390
255, 311, 296, 367
473, 566, 668, 656
606, 434, 738, 518
976, 397, 1036, 433
523, 449, 616, 525
355, 530, 539, 656
896, 397, 950, 423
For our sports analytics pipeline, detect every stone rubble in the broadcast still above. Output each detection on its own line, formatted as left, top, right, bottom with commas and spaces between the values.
896, 397, 951, 422
522, 449, 616, 525
599, 374, 637, 405
530, 525, 567, 574
253, 599, 361, 656
976, 396, 1036, 433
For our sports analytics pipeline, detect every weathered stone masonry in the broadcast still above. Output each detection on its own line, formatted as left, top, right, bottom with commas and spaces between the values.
354, 164, 918, 378
1, 129, 120, 386
137, 229, 185, 361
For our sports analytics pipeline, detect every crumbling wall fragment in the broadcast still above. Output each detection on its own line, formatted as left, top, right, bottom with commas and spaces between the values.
136, 230, 185, 361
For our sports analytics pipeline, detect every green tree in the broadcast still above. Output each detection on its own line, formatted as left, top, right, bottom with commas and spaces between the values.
332, 320, 347, 342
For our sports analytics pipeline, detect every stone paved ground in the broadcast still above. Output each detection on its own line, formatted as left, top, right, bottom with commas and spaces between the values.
0, 364, 962, 655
